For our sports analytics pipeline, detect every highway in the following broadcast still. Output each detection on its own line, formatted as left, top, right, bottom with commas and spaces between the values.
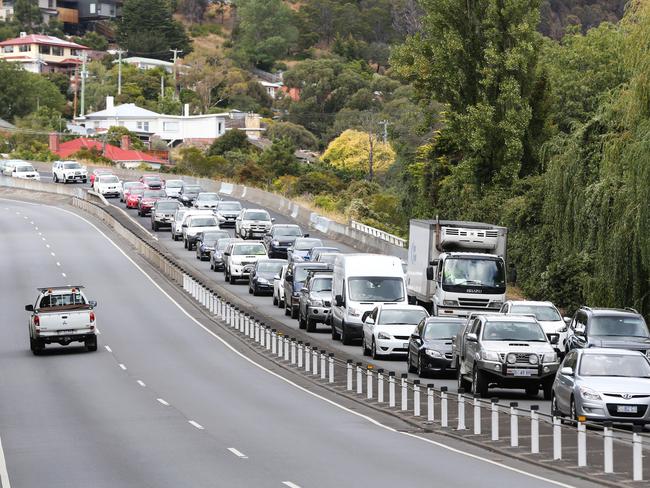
0, 196, 591, 487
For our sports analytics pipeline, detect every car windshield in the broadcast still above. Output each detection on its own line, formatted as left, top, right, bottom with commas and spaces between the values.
124, 182, 141, 189
233, 244, 266, 255
311, 277, 332, 292
295, 266, 326, 282
379, 309, 428, 325
482, 321, 547, 341
244, 211, 270, 221
424, 321, 463, 340
174, 210, 187, 220
579, 354, 650, 377
203, 231, 229, 240
348, 277, 405, 302
294, 238, 323, 250
144, 190, 165, 197
99, 175, 119, 183
144, 176, 161, 182
184, 186, 201, 193
274, 226, 302, 237
131, 188, 145, 196
219, 202, 242, 211
442, 258, 506, 288
157, 202, 179, 211
166, 180, 183, 188
198, 193, 219, 200
203, 237, 218, 246
16, 165, 34, 172
216, 238, 234, 251
63, 163, 81, 169
510, 304, 561, 321
590, 316, 650, 337
190, 217, 217, 227
258, 261, 285, 273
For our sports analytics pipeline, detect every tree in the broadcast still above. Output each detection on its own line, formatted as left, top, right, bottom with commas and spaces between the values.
117, 0, 192, 60
266, 122, 319, 150
258, 139, 300, 178
105, 126, 146, 150
207, 129, 252, 156
177, 0, 208, 23
322, 129, 395, 177
13, 0, 43, 32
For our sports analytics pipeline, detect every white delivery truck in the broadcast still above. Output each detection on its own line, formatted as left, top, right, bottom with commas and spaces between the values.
331, 254, 407, 345
406, 219, 507, 316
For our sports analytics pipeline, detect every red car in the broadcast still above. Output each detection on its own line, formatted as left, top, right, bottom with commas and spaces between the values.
90, 169, 113, 186
125, 187, 146, 208
139, 174, 165, 190
121, 181, 146, 203
137, 189, 166, 216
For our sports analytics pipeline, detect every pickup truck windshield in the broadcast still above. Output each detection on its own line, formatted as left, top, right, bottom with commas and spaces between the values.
216, 238, 234, 250
100, 175, 119, 183
166, 180, 183, 188
218, 202, 242, 211
424, 321, 463, 340
63, 163, 81, 169
348, 277, 404, 302
131, 188, 145, 196
157, 202, 180, 211
294, 238, 322, 250
274, 226, 302, 237
233, 244, 266, 255
379, 309, 427, 325
244, 211, 270, 221
590, 317, 649, 337
190, 218, 217, 227
510, 305, 561, 321
39, 292, 87, 309
442, 257, 506, 292
580, 354, 650, 377
483, 321, 546, 341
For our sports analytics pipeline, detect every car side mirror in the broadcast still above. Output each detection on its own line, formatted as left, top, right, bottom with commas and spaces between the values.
550, 335, 559, 345
274, 274, 280, 280
466, 333, 478, 342
89, 300, 97, 308
426, 266, 434, 280
303, 233, 310, 237
411, 333, 420, 340
560, 366, 574, 376
574, 326, 585, 337
365, 317, 375, 325
361, 311, 371, 322
563, 317, 572, 325
25, 304, 34, 312
271, 218, 275, 222
335, 294, 344, 307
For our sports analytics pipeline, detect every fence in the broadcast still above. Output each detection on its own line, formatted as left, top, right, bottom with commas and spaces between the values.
350, 220, 406, 248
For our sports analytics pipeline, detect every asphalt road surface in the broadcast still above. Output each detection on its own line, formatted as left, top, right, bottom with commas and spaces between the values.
0, 196, 589, 487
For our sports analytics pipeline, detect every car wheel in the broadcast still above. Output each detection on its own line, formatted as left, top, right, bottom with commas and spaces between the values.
85, 337, 98, 352
31, 338, 45, 355
551, 394, 562, 417
570, 396, 577, 422
341, 322, 353, 345
298, 311, 306, 330
273, 294, 278, 306
252, 285, 260, 297
362, 337, 371, 356
53, 174, 58, 183
472, 367, 488, 397
457, 370, 470, 392
417, 355, 427, 378
285, 303, 291, 316
278, 297, 285, 309
184, 239, 188, 249
371, 339, 380, 359
407, 350, 417, 373
210, 262, 214, 271
331, 322, 341, 340
229, 272, 236, 285
543, 378, 554, 401
290, 306, 298, 320
525, 384, 539, 398
248, 283, 253, 294
306, 317, 316, 333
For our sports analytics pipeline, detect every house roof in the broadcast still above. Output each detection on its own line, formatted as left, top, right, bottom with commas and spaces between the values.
84, 103, 161, 119
118, 57, 174, 68
0, 34, 88, 50
0, 117, 15, 130
55, 138, 166, 164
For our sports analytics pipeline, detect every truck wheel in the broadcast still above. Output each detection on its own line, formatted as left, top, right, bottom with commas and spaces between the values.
86, 337, 98, 352
31, 338, 44, 355
290, 306, 298, 320
298, 312, 306, 329
457, 371, 470, 391
525, 384, 539, 398
543, 378, 554, 401
341, 322, 353, 345
229, 272, 236, 284
273, 294, 278, 306
472, 367, 488, 397
331, 322, 341, 340
306, 318, 317, 333
54, 174, 59, 183
285, 303, 291, 316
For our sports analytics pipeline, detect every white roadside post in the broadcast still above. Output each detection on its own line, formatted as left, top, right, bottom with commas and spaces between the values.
510, 402, 519, 448
346, 360, 353, 391
473, 395, 481, 435
285, 338, 291, 361
290, 339, 296, 365
491, 398, 499, 441
312, 347, 319, 375
328, 353, 334, 383
271, 330, 277, 355
298, 342, 304, 368
388, 372, 396, 407
603, 422, 613, 474
440, 386, 448, 428
401, 374, 408, 411
305, 343, 311, 373
356, 363, 363, 395
377, 369, 384, 403
320, 351, 326, 379
553, 416, 562, 460
457, 389, 466, 430
413, 380, 420, 417
633, 425, 643, 481
367, 366, 373, 399
530, 405, 539, 454
428, 384, 435, 423
577, 417, 587, 467
277, 333, 283, 358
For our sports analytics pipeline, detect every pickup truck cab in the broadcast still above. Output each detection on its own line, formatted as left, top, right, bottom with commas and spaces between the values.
457, 314, 560, 399
25, 286, 98, 355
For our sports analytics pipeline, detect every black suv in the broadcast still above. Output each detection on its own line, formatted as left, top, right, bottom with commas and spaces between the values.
283, 262, 331, 319
178, 184, 202, 207
565, 307, 650, 354
263, 224, 306, 258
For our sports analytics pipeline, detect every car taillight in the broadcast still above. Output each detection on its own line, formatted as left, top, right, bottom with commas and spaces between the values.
89, 312, 95, 322
33, 315, 40, 326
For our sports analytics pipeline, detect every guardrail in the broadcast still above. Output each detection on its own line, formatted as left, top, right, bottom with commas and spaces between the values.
2, 176, 644, 485
350, 220, 406, 248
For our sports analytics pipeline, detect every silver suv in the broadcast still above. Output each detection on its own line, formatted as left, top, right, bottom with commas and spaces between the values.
457, 315, 560, 399
298, 271, 333, 332
150, 199, 181, 231
235, 209, 274, 239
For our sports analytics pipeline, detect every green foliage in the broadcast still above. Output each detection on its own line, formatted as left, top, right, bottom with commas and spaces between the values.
266, 121, 319, 150
104, 126, 146, 150
207, 129, 252, 156
174, 147, 229, 177
72, 147, 113, 165
294, 171, 343, 195
14, 106, 65, 132
13, 0, 43, 32
539, 0, 626, 39
257, 138, 299, 178
75, 31, 109, 51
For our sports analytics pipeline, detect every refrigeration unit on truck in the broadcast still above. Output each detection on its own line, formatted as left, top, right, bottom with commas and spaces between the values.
406, 219, 507, 316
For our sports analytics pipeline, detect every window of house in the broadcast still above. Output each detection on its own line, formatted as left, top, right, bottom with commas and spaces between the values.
2, 46, 13, 53
70, 49, 79, 56
39, 45, 51, 55
218, 122, 223, 133
48, 0, 54, 8
51, 46, 63, 56
163, 121, 179, 132
19, 45, 29, 52
89, 3, 96, 13
137, 121, 149, 131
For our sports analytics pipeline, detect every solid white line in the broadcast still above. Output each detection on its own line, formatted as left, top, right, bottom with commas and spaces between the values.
30, 221, 33, 225
137, 380, 146, 387
26, 201, 575, 488
104, 345, 112, 353
188, 420, 204, 430
227, 447, 248, 459
119, 363, 127, 370
157, 398, 170, 406
0, 433, 12, 488
282, 482, 301, 488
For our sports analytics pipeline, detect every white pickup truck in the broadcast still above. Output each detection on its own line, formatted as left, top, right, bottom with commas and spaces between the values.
25, 286, 98, 355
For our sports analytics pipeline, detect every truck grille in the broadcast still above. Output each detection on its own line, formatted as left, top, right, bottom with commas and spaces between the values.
323, 300, 331, 307
249, 224, 268, 231
498, 353, 539, 364
458, 297, 490, 307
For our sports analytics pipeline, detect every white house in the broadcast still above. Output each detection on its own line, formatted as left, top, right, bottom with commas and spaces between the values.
75, 96, 263, 145
113, 56, 175, 74
259, 80, 283, 99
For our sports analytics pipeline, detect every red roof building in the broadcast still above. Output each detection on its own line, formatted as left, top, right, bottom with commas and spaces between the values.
50, 135, 167, 168
0, 34, 89, 74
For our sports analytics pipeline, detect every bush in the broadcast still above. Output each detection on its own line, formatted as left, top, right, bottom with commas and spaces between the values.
294, 171, 343, 195
71, 147, 113, 165
313, 195, 338, 212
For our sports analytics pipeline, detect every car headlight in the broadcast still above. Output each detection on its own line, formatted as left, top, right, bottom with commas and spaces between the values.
506, 353, 517, 364
310, 299, 323, 306
528, 354, 539, 365
543, 352, 557, 363
579, 386, 602, 401
443, 299, 459, 306
348, 307, 360, 317
425, 349, 443, 358
377, 332, 392, 340
257, 278, 269, 285
272, 240, 280, 246
482, 350, 501, 362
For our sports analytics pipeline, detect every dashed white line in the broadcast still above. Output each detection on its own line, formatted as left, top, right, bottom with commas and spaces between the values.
157, 398, 170, 406
38, 232, 42, 236
95, 327, 101, 335
46, 244, 50, 248
104, 345, 112, 353
23, 216, 27, 220
188, 420, 204, 430
56, 262, 61, 266
41, 237, 46, 241
282, 482, 301, 488
137, 380, 146, 387
61, 272, 67, 278
34, 227, 38, 230
29, 221, 34, 225
119, 363, 127, 370
227, 448, 248, 459
50, 252, 55, 256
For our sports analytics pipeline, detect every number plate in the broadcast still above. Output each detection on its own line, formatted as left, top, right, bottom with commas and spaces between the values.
508, 368, 534, 377
617, 405, 638, 413
59, 330, 75, 334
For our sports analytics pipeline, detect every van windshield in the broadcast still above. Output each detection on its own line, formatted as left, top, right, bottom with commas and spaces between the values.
348, 277, 404, 302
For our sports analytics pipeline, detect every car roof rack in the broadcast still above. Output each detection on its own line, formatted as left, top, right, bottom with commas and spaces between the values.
625, 307, 639, 314
37, 285, 84, 291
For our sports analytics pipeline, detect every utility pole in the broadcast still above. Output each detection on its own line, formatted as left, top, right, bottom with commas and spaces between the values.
160, 75, 164, 98
116, 49, 126, 96
73, 63, 79, 118
170, 48, 183, 99
80, 51, 88, 117
379, 119, 389, 144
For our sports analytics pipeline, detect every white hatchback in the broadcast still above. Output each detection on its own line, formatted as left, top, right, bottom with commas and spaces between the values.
362, 304, 429, 359
6, 162, 40, 180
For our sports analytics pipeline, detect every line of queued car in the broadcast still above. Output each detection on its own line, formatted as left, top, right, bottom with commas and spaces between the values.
84, 169, 650, 426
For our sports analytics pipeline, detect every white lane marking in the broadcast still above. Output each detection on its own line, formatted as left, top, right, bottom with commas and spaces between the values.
46, 244, 50, 248
104, 345, 112, 353
188, 420, 204, 430
0, 433, 12, 488
227, 447, 248, 459
30, 221, 34, 225
33, 202, 575, 488
50, 252, 55, 257
61, 272, 67, 278
38, 232, 42, 235
95, 327, 101, 335
119, 363, 127, 370
56, 262, 61, 266
157, 398, 170, 406
41, 237, 46, 241
35, 227, 38, 230
137, 380, 146, 387
282, 482, 301, 488
23, 216, 27, 219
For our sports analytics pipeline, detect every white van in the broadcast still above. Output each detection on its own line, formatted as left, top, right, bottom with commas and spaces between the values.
331, 254, 407, 345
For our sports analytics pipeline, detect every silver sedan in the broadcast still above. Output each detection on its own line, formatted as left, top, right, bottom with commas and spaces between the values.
552, 348, 650, 423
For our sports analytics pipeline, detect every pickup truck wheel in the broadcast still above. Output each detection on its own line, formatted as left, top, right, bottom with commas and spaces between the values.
278, 297, 284, 309
30, 338, 44, 355
273, 294, 278, 306
229, 272, 237, 284
85, 338, 98, 352
341, 322, 353, 345
306, 318, 317, 333
53, 174, 59, 183
224, 269, 229, 282
472, 367, 488, 397
525, 384, 539, 398
184, 239, 188, 249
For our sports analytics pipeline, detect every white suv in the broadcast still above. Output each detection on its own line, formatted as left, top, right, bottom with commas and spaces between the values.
93, 174, 121, 198
52, 160, 87, 184
182, 214, 220, 250
223, 241, 268, 284
235, 209, 274, 239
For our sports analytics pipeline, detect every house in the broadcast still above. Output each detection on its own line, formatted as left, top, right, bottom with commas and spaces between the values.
75, 96, 263, 145
114, 56, 174, 73
0, 33, 88, 74
259, 80, 283, 99
49, 133, 167, 169
0, 0, 59, 22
